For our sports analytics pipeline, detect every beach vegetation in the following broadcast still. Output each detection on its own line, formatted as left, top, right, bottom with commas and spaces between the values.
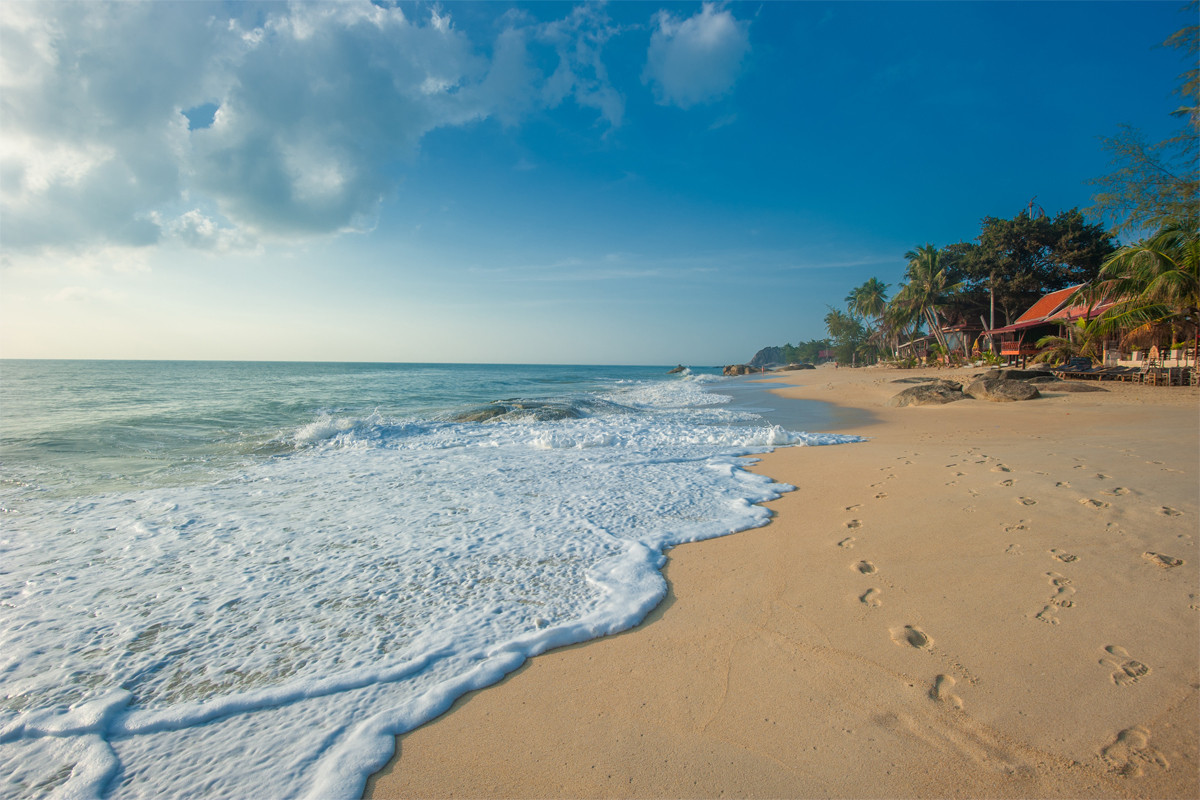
939, 210, 1116, 328
1033, 317, 1105, 365
1076, 220, 1199, 350
846, 278, 890, 322
1088, 5, 1198, 236
823, 307, 872, 365
891, 244, 964, 355
781, 339, 832, 365
1071, 9, 1199, 354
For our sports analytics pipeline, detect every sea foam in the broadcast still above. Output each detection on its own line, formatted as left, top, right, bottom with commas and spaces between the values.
0, 368, 859, 800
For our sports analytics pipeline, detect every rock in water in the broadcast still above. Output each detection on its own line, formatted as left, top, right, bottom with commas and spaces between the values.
723, 364, 756, 376
963, 377, 1041, 402
887, 380, 966, 407
667, 365, 686, 374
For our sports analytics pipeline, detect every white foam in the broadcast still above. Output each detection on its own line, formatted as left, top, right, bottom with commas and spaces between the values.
0, 374, 860, 800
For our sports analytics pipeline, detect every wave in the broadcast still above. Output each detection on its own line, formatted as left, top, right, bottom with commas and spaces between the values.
0, 367, 863, 800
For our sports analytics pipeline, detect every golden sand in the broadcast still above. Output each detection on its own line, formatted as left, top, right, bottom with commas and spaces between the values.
367, 366, 1199, 798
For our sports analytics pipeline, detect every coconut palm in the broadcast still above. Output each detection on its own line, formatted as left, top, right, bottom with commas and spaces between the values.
846, 278, 893, 358
1033, 318, 1105, 365
1079, 219, 1199, 348
893, 244, 965, 354
846, 278, 890, 320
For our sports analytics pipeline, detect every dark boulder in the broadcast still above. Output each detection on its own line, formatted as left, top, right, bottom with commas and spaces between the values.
887, 380, 966, 407
724, 364, 757, 376
963, 377, 1041, 402
667, 365, 687, 374
994, 368, 1054, 381
453, 400, 584, 422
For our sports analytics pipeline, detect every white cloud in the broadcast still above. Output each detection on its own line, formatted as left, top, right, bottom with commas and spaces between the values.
0, 2, 229, 250
153, 209, 259, 253
644, 3, 749, 109
0, 2, 635, 258
538, 6, 625, 127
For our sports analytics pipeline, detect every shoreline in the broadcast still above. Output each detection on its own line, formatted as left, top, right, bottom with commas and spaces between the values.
366, 366, 1199, 798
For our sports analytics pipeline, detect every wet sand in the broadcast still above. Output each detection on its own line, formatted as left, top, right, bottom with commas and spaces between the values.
366, 365, 1199, 799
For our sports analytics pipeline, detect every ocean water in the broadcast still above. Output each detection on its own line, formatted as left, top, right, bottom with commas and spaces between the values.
0, 361, 860, 800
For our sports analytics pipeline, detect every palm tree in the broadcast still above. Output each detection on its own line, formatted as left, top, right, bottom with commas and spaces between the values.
1033, 317, 1105, 365
1078, 219, 1199, 349
846, 277, 893, 358
893, 244, 964, 355
846, 278, 890, 320
883, 293, 925, 358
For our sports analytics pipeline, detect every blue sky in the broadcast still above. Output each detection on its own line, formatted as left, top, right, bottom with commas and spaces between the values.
0, 1, 1191, 365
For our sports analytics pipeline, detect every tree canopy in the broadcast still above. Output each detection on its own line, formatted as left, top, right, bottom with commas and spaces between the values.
1088, 5, 1198, 235
941, 209, 1115, 327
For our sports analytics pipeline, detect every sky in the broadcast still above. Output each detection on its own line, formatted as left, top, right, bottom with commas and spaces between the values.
0, 0, 1192, 365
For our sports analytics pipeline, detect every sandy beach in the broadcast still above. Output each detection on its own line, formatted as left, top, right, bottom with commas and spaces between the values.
366, 365, 1198, 799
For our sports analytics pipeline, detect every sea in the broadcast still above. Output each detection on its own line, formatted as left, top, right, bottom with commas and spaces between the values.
0, 361, 861, 800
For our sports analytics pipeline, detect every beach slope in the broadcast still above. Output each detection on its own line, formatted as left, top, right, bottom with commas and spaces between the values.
367, 367, 1198, 799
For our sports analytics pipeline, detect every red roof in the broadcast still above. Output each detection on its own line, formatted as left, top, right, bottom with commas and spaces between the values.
1048, 298, 1116, 323
1012, 285, 1082, 324
989, 318, 1047, 335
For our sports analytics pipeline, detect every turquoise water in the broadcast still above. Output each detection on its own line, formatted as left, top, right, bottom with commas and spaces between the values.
0, 361, 860, 800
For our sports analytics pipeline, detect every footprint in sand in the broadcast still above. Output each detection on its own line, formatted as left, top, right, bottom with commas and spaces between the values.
845, 504, 861, 511
1055, 481, 1071, 488
1035, 572, 1076, 625
1017, 497, 1037, 506
929, 674, 963, 709
875, 492, 888, 500
1005, 544, 1023, 556
991, 465, 1012, 473
1159, 506, 1183, 517
1101, 726, 1169, 777
1100, 645, 1150, 686
854, 560, 877, 575
845, 519, 862, 529
1003, 521, 1027, 533
859, 587, 882, 607
1050, 548, 1078, 563
998, 479, 1015, 487
890, 625, 931, 649
1095, 473, 1110, 479
1142, 552, 1184, 568
1101, 487, 1131, 497
837, 537, 856, 549
1079, 498, 1111, 509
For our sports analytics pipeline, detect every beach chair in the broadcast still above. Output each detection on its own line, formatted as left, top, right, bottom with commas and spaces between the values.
1053, 357, 1099, 380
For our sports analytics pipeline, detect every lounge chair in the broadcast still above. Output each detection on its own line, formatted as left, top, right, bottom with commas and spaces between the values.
1052, 357, 1104, 380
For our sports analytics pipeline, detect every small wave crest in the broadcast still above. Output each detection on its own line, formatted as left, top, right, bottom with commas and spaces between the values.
290, 411, 426, 451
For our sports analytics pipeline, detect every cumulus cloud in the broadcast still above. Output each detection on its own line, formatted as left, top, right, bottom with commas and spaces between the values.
1, 2, 222, 250
0, 2, 638, 258
643, 3, 749, 109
